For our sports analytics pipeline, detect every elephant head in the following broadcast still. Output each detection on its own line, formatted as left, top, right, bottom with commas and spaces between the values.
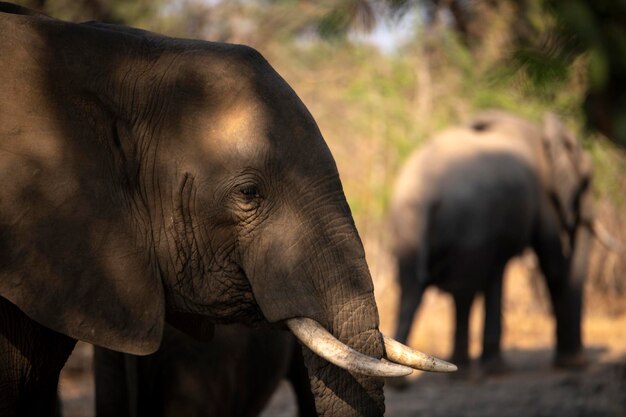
540, 113, 594, 251
0, 7, 452, 416
536, 113, 595, 364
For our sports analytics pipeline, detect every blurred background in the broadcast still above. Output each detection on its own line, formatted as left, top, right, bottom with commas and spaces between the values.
13, 0, 626, 415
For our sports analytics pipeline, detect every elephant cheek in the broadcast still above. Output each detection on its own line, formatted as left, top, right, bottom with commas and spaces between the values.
245, 266, 326, 326
240, 228, 328, 326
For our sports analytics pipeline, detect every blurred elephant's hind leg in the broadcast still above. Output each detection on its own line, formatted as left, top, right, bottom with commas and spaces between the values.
450, 291, 475, 378
387, 253, 425, 390
480, 270, 511, 375
394, 253, 426, 347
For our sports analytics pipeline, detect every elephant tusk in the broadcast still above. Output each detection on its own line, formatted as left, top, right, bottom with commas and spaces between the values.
286, 317, 413, 378
589, 220, 622, 252
383, 336, 457, 373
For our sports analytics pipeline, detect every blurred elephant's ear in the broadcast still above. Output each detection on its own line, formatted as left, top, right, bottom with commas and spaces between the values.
542, 112, 593, 230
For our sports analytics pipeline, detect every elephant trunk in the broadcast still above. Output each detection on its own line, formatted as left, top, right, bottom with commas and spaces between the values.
282, 225, 453, 415
242, 200, 387, 415
298, 290, 386, 417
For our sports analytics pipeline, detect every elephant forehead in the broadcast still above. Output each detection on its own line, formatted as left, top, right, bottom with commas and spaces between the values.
198, 100, 271, 159
216, 101, 267, 140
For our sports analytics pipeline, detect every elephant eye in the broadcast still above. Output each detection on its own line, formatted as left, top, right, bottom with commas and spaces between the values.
239, 184, 260, 204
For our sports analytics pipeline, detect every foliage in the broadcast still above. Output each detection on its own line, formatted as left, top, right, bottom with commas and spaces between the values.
311, 0, 373, 38
383, 0, 626, 147
549, 0, 626, 147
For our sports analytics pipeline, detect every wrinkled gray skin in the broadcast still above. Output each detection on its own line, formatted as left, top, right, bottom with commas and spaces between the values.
94, 325, 317, 417
0, 3, 385, 416
390, 111, 593, 377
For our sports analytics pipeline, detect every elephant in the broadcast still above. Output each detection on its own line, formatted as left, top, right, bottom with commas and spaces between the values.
0, 3, 454, 416
94, 324, 317, 417
389, 110, 604, 379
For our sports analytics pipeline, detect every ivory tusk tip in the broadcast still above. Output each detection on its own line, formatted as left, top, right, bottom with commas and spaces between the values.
434, 359, 458, 373
383, 335, 458, 373
411, 356, 458, 373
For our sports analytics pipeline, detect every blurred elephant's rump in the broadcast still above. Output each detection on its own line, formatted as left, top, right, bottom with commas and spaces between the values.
389, 110, 596, 379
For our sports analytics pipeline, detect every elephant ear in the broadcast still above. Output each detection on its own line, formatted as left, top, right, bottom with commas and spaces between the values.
0, 176, 165, 354
0, 130, 165, 354
0, 12, 165, 354
541, 113, 593, 231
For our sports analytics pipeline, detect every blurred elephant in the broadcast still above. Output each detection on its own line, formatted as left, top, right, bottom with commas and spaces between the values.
0, 3, 451, 416
389, 111, 604, 376
94, 324, 317, 417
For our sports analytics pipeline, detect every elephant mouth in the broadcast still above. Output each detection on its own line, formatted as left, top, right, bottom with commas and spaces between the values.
286, 317, 457, 376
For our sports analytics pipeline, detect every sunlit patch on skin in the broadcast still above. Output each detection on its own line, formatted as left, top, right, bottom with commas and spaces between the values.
218, 104, 257, 137
197, 99, 271, 166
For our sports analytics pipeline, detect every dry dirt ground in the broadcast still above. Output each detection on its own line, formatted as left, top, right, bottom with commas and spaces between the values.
59, 257, 626, 417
